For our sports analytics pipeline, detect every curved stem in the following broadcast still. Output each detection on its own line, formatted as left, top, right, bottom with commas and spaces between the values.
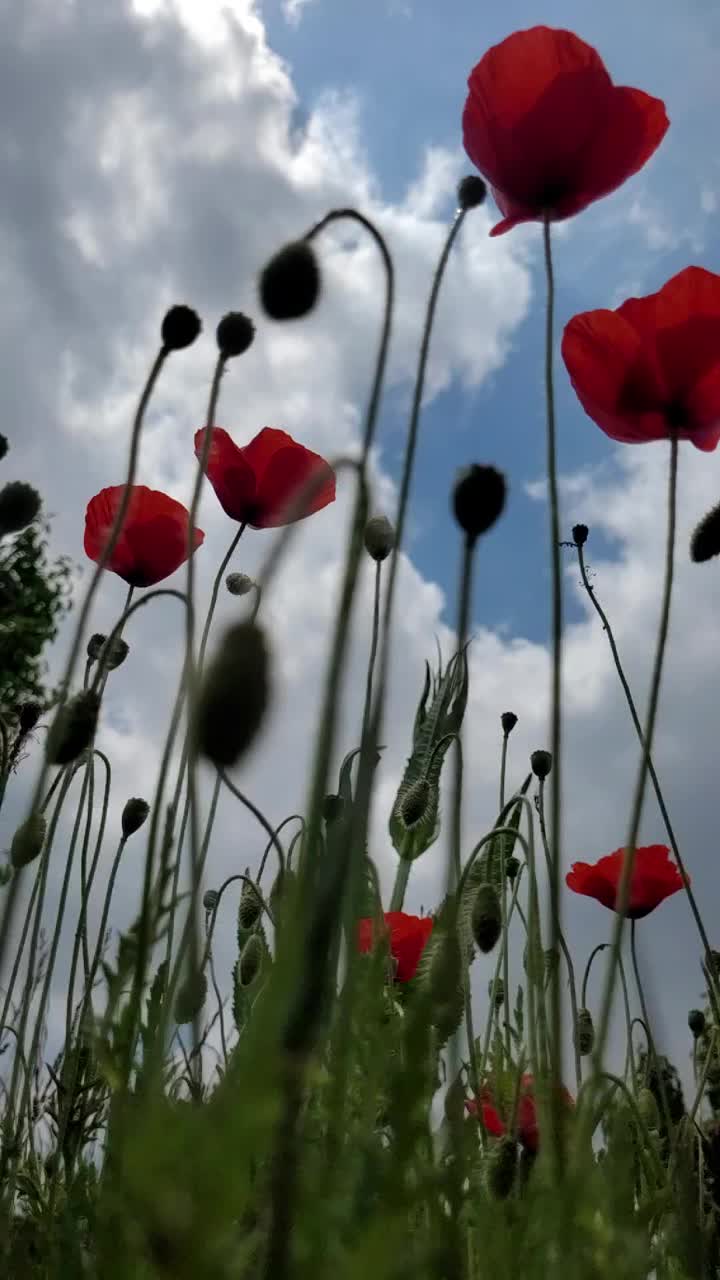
257, 815, 304, 887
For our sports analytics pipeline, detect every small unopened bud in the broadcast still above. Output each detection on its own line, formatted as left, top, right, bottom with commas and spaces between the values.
87, 634, 106, 662
452, 465, 506, 544
471, 883, 502, 954
161, 304, 201, 351
399, 778, 431, 831
637, 1087, 660, 1132
174, 970, 207, 1025
194, 621, 270, 769
531, 750, 552, 780
203, 889, 219, 913
46, 691, 100, 764
322, 794, 344, 825
259, 241, 320, 320
487, 1136, 517, 1200
691, 502, 720, 564
0, 436, 8, 461
99, 636, 129, 671
18, 702, 42, 735
501, 711, 517, 736
489, 978, 504, 1007
239, 880, 262, 931
506, 855, 520, 882
226, 572, 254, 597
121, 797, 149, 838
10, 814, 47, 868
364, 516, 395, 562
457, 175, 487, 210
575, 1007, 595, 1056
216, 311, 255, 358
0, 482, 41, 536
689, 1008, 706, 1038
572, 523, 589, 547
239, 933, 264, 986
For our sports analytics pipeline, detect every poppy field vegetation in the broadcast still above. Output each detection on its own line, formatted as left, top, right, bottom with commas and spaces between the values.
3, 21, 720, 1280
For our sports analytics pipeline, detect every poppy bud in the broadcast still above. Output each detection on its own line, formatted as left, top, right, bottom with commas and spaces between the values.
161, 304, 201, 351
269, 866, 296, 918
487, 1136, 517, 1200
216, 311, 255, 358
203, 889, 219, 913
193, 620, 270, 769
259, 241, 321, 320
364, 515, 395, 562
506, 855, 520, 882
572, 523, 589, 547
121, 797, 149, 838
457, 175, 487, 210
637, 1087, 659, 1132
174, 970, 208, 1025
501, 711, 517, 736
0, 864, 11, 887
18, 702, 42, 735
575, 1007, 595, 1056
471, 883, 502, 954
531, 749, 552, 780
688, 1009, 706, 1038
452, 465, 506, 544
10, 814, 47, 868
399, 778, 431, 831
239, 933, 264, 986
238, 880, 262, 931
489, 977, 504, 1007
100, 636, 130, 671
322, 794, 344, 824
226, 572, 254, 597
87, 634, 106, 662
691, 501, 720, 564
46, 691, 100, 764
0, 482, 41, 537
0, 435, 8, 461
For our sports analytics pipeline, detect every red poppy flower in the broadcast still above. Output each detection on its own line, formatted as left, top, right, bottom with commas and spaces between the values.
562, 267, 720, 450
462, 26, 668, 237
84, 486, 204, 588
466, 1074, 573, 1153
194, 427, 336, 528
566, 844, 686, 919
357, 911, 433, 983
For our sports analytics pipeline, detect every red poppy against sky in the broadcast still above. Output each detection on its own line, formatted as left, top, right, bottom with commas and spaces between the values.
566, 844, 686, 919
357, 911, 434, 983
562, 267, 720, 450
194, 427, 336, 529
463, 26, 668, 237
84, 486, 204, 588
466, 1074, 573, 1153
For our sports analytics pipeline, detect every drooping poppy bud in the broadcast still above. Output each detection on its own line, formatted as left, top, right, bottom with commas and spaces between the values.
17, 702, 42, 736
174, 970, 208, 1024
452, 465, 506, 543
46, 691, 100, 764
239, 933, 264, 986
506, 855, 520, 882
0, 435, 8, 461
238, 880, 262, 931
691, 501, 720, 564
688, 1009, 706, 1038
203, 889, 219, 913
575, 1007, 595, 1056
259, 241, 321, 320
193, 621, 270, 769
472, 883, 502, 953
364, 515, 395, 562
216, 311, 255, 358
99, 636, 130, 672
10, 814, 47, 868
87, 634, 106, 662
121, 798, 150, 838
161, 304, 201, 351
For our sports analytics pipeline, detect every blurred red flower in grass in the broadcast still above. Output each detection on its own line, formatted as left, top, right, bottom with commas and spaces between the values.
566, 844, 686, 918
357, 911, 433, 983
466, 1074, 574, 1153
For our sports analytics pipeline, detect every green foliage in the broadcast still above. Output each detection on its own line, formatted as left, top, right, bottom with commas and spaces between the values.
0, 518, 72, 726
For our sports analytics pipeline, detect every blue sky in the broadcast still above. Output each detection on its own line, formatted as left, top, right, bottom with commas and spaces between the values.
262, 0, 720, 642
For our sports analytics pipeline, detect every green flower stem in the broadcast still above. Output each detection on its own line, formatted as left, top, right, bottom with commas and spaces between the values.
630, 920, 673, 1136
537, 778, 581, 1090
618, 952, 637, 1085
589, 436, 679, 1104
499, 729, 509, 811
360, 558, 383, 747
256, 815, 304, 887
478, 864, 526, 1085
389, 858, 411, 913
77, 750, 112, 982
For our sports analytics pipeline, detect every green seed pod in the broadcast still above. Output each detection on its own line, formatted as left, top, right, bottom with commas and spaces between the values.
364, 515, 395, 562
174, 971, 207, 1025
457, 175, 487, 210
572, 523, 589, 547
530, 749, 552, 780
575, 1007, 595, 1056
99, 636, 129, 671
688, 1008, 706, 1038
259, 241, 320, 320
322, 794, 345, 825
239, 933, 264, 987
452, 465, 507, 544
46, 691, 100, 765
488, 978, 505, 1008
239, 880, 262, 931
226, 572, 254, 597
216, 311, 255, 358
10, 814, 47, 868
487, 1136, 517, 1200
471, 883, 502, 954
121, 797, 149, 838
637, 1087, 660, 1132
161, 304, 201, 351
203, 889, 219, 913
501, 711, 517, 735
194, 621, 270, 769
399, 778, 431, 830
0, 482, 41, 536
506, 855, 520, 882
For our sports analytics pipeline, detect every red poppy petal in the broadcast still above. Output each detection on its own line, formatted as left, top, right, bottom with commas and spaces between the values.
573, 86, 669, 211
388, 913, 433, 983
241, 427, 299, 475
562, 309, 670, 443
84, 486, 203, 586
195, 427, 259, 523
480, 1100, 506, 1138
253, 445, 336, 529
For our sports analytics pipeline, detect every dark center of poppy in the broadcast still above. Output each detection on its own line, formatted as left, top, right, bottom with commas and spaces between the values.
665, 399, 687, 432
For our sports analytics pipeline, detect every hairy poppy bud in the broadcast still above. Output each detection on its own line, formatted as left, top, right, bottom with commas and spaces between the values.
174, 970, 207, 1025
121, 797, 149, 838
322, 794, 344, 824
269, 867, 296, 918
575, 1007, 595, 1056
46, 691, 100, 764
531, 749, 552, 780
259, 241, 320, 320
194, 620, 270, 769
501, 711, 517, 736
216, 311, 255, 358
637, 1087, 659, 1132
100, 636, 129, 671
487, 1136, 517, 1200
506, 855, 520, 882
238, 880, 262, 931
87, 634, 106, 662
472, 883, 502, 954
161, 304, 201, 351
691, 501, 720, 564
399, 778, 431, 831
0, 435, 8, 461
18, 702, 42, 735
688, 1008, 706, 1038
452, 465, 506, 543
239, 933, 264, 986
572, 523, 589, 547
489, 977, 505, 1007
457, 175, 487, 210
364, 515, 395, 562
203, 889, 219, 913
226, 572, 254, 597
11, 814, 47, 868
0, 482, 41, 537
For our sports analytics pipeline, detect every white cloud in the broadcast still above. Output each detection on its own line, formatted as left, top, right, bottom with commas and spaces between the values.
701, 187, 718, 214
281, 0, 317, 26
